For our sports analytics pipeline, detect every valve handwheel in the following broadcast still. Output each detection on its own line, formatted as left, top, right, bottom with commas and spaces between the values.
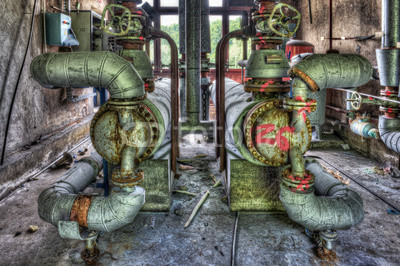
351, 92, 363, 110
101, 4, 131, 36
268, 3, 301, 38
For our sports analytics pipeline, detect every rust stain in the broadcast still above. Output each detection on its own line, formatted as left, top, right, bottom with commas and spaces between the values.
70, 195, 93, 228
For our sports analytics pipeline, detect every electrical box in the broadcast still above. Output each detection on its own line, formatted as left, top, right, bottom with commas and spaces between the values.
70, 11, 111, 52
45, 13, 79, 46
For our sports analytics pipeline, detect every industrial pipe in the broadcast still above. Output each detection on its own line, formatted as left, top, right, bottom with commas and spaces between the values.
185, 0, 202, 126
381, 0, 400, 48
150, 28, 180, 172
38, 152, 145, 234
289, 54, 373, 92
216, 29, 245, 170
280, 158, 365, 231
30, 51, 145, 99
378, 116, 400, 153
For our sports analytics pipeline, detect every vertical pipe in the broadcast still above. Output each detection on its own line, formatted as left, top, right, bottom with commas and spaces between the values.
329, 0, 333, 51
216, 29, 244, 171
154, 15, 162, 72
382, 0, 400, 48
179, 0, 186, 54
99, 87, 109, 196
185, 0, 202, 125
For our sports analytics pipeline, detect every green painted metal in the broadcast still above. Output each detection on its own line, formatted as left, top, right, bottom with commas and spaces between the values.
245, 49, 290, 79
376, 49, 400, 87
382, 0, 400, 48
30, 51, 145, 99
227, 153, 284, 212
293, 54, 373, 90
279, 158, 364, 231
38, 153, 103, 228
119, 49, 154, 80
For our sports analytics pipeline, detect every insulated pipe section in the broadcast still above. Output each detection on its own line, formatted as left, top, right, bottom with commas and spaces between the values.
86, 186, 145, 232
289, 54, 373, 92
382, 0, 400, 48
210, 78, 261, 165
38, 152, 145, 233
38, 152, 103, 226
30, 51, 145, 99
280, 159, 364, 231
378, 116, 400, 153
185, 0, 201, 125
146, 78, 172, 146
377, 0, 400, 87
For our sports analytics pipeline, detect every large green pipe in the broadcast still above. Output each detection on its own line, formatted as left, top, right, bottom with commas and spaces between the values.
280, 158, 364, 231
30, 51, 145, 99
38, 152, 145, 235
290, 54, 373, 92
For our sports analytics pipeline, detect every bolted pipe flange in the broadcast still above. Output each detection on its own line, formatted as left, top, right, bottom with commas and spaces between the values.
244, 78, 291, 94
281, 168, 315, 193
112, 169, 144, 188
243, 100, 311, 166
283, 98, 317, 112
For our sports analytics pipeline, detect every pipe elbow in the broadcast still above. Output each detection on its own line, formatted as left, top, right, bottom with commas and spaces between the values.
289, 54, 372, 91
37, 153, 103, 227
378, 116, 400, 153
281, 159, 364, 231
38, 188, 77, 226
279, 185, 364, 231
87, 187, 145, 232
30, 51, 144, 99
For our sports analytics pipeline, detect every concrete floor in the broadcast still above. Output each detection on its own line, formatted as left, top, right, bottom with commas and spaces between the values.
0, 134, 400, 265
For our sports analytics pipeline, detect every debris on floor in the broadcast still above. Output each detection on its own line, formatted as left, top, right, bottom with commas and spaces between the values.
387, 209, 400, 215
51, 152, 73, 169
185, 190, 210, 228
364, 166, 399, 178
173, 190, 197, 196
27, 225, 38, 233
340, 144, 350, 150
179, 164, 196, 170
322, 166, 350, 185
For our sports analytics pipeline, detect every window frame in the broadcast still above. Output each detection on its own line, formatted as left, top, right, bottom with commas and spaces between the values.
152, 0, 252, 71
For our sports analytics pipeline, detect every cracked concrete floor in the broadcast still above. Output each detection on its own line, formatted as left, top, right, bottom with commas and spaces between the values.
0, 135, 400, 265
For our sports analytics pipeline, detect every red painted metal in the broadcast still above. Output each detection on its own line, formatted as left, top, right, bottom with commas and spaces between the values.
285, 40, 315, 60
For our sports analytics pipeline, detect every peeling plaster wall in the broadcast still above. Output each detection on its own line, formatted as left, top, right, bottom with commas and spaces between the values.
0, 0, 109, 162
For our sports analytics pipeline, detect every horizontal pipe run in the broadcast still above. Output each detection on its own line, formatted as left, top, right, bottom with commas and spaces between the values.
30, 51, 145, 99
329, 87, 400, 105
290, 54, 373, 91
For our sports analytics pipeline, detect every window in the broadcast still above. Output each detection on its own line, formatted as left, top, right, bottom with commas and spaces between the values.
160, 0, 179, 7
160, 15, 179, 67
229, 15, 242, 68
209, 0, 223, 7
209, 15, 222, 65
